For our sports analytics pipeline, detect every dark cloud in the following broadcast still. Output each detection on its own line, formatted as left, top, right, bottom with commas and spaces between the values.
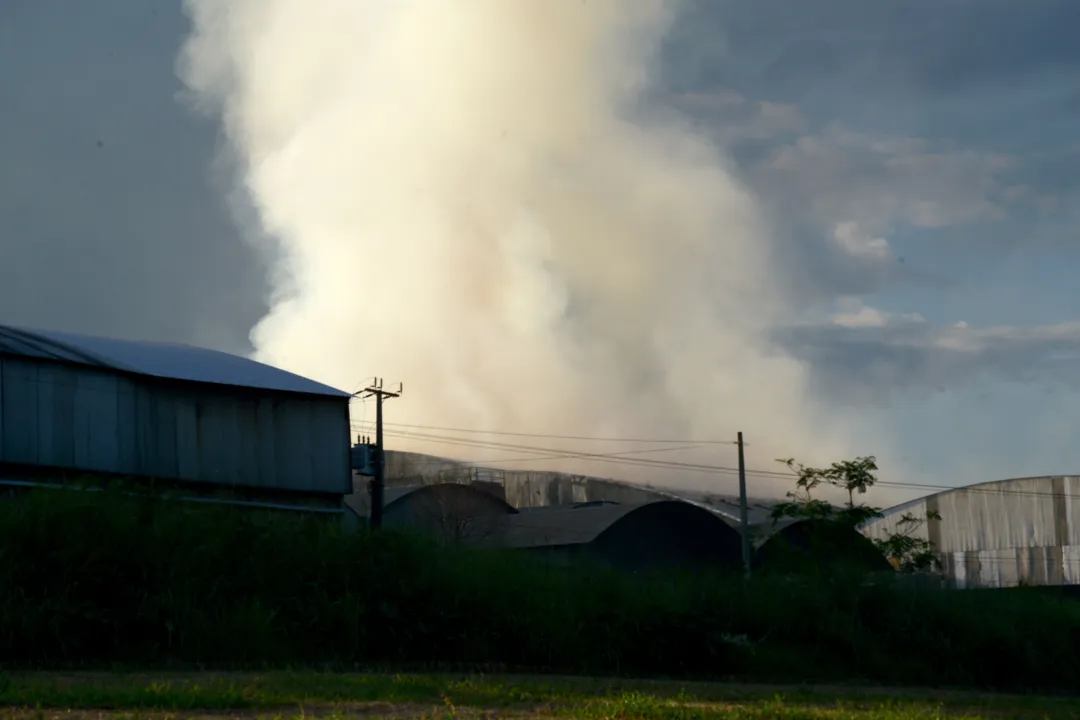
0, 1, 267, 353
776, 312, 1080, 405
671, 91, 1018, 303
666, 0, 1080, 97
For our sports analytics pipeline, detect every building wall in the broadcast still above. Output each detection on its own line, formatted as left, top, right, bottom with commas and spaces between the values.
587, 501, 743, 572
860, 476, 1080, 588
0, 355, 350, 495
386, 452, 681, 509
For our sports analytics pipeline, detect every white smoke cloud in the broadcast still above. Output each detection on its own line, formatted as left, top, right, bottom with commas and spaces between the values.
177, 0, 886, 495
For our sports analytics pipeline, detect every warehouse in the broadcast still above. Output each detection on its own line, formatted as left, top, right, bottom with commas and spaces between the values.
486, 500, 744, 572
345, 481, 518, 542
0, 324, 353, 512
860, 475, 1080, 588
384, 450, 783, 518
753, 518, 893, 575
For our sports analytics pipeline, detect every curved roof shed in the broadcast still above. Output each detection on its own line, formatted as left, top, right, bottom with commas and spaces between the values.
345, 482, 518, 542
490, 500, 743, 572
0, 324, 352, 500
753, 518, 893, 574
860, 475, 1080, 588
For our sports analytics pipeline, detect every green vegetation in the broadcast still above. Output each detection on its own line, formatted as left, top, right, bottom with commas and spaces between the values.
0, 672, 1074, 719
772, 456, 940, 572
2, 487, 1080, 695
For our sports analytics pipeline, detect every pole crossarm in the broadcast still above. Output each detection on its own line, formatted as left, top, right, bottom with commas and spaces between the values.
361, 378, 402, 530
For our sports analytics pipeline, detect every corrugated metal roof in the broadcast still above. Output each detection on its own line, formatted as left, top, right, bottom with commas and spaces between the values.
0, 324, 351, 398
346, 482, 519, 518
490, 500, 743, 549
749, 517, 801, 550
493, 503, 642, 548
666, 488, 781, 524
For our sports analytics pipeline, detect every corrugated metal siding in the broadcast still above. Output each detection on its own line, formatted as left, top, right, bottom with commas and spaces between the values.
0, 356, 350, 495
382, 452, 782, 524
860, 498, 931, 544
861, 475, 1080, 588
1067, 476, 1080, 545
1064, 545, 1080, 585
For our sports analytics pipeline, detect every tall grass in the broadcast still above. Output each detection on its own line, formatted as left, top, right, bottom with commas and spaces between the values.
1, 487, 1078, 692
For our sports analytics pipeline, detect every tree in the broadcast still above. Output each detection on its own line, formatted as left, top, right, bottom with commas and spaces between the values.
872, 510, 942, 573
771, 455, 883, 527
771, 455, 943, 574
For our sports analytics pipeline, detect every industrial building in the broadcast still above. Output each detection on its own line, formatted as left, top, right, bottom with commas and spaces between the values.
385, 450, 782, 517
753, 518, 892, 574
860, 475, 1080, 588
375, 453, 897, 575
385, 451, 676, 507
345, 481, 518, 542
485, 500, 745, 572
0, 324, 353, 512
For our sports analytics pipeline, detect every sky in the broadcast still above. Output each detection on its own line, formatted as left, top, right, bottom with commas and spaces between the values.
2, 0, 1079, 503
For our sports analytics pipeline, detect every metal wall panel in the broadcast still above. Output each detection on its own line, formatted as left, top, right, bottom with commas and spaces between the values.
1066, 476, 1080, 546
1, 358, 39, 464
232, 398, 260, 488
32, 363, 55, 464
860, 499, 930, 544
115, 376, 139, 475
73, 370, 120, 472
254, 398, 278, 485
310, 400, 351, 495
274, 397, 313, 491
934, 482, 1055, 553
195, 393, 237, 485
152, 386, 181, 478
174, 396, 200, 480
991, 549, 1020, 588
33, 363, 68, 465
942, 546, 1080, 589
0, 357, 350, 496
863, 476, 1080, 588
1063, 545, 1080, 585
953, 552, 975, 588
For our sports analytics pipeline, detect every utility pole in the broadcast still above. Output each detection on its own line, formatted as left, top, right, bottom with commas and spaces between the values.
361, 378, 401, 529
737, 431, 751, 578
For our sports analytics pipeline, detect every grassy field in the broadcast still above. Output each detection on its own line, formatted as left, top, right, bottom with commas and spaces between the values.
4, 487, 1080, 696
0, 672, 1075, 720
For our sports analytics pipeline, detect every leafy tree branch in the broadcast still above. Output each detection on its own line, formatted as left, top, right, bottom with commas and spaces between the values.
771, 454, 942, 573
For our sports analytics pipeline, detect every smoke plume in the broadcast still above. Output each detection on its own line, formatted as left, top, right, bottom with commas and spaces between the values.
178, 0, 881, 495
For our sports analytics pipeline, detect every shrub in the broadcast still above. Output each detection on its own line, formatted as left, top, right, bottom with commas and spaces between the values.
1, 487, 1078, 693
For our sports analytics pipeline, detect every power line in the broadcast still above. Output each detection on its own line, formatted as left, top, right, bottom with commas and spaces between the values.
365, 424, 783, 477
365, 423, 815, 480
371, 425, 715, 468
438, 443, 708, 467
366, 420, 740, 445
361, 425, 771, 478
361, 423, 1080, 505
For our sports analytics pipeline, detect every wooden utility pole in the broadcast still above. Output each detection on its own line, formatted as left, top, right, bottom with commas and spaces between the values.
361, 378, 401, 529
737, 431, 751, 577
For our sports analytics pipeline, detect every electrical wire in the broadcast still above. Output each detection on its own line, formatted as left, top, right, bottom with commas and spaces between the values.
356, 423, 777, 478
369, 420, 740, 445
358, 422, 1080, 504
411, 443, 708, 468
